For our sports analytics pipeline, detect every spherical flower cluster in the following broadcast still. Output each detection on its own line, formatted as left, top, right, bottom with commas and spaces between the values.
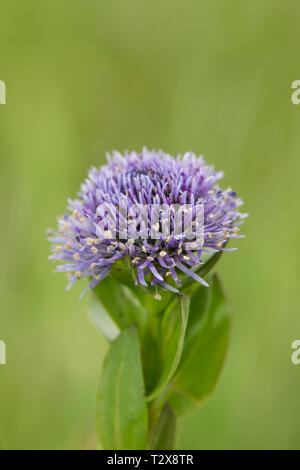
48, 149, 247, 296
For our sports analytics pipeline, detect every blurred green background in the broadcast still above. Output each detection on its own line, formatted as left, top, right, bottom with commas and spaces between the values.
1, 0, 300, 450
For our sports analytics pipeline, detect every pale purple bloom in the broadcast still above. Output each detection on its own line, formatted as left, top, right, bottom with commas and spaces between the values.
48, 148, 247, 295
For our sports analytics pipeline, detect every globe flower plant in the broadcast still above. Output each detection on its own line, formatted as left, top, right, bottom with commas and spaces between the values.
48, 149, 247, 450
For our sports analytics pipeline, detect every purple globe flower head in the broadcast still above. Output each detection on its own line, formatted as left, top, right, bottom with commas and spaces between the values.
48, 148, 247, 297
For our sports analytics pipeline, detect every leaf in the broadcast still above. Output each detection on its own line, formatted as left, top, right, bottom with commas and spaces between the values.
110, 256, 135, 287
148, 403, 176, 450
171, 273, 230, 410
114, 257, 174, 315
88, 293, 120, 341
96, 325, 148, 450
146, 295, 190, 401
136, 287, 172, 315
93, 276, 129, 329
92, 276, 147, 339
166, 386, 198, 417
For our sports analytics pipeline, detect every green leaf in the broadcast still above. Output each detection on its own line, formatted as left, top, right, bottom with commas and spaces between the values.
113, 257, 174, 315
93, 276, 129, 329
146, 295, 190, 401
166, 386, 198, 417
88, 293, 120, 341
92, 276, 147, 339
96, 325, 148, 450
136, 287, 172, 315
171, 273, 230, 411
148, 403, 176, 450
110, 256, 135, 287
